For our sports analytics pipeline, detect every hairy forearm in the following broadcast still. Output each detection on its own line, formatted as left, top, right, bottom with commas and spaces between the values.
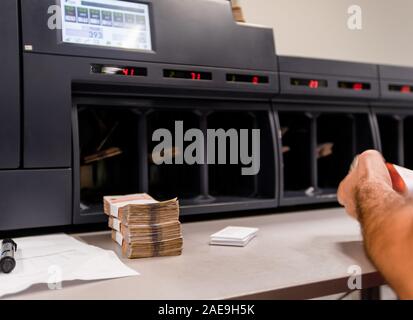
355, 180, 413, 298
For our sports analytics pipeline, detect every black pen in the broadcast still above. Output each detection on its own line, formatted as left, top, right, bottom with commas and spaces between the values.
0, 239, 17, 274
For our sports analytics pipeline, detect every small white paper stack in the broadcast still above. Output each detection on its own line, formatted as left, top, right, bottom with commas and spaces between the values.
210, 226, 258, 247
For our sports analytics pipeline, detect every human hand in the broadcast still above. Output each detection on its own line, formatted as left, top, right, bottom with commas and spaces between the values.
337, 150, 393, 219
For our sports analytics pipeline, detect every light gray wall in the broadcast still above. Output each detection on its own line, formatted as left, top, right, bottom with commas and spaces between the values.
239, 0, 413, 66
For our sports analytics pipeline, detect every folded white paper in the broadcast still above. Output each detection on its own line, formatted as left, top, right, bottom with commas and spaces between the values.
210, 226, 258, 247
0, 233, 138, 298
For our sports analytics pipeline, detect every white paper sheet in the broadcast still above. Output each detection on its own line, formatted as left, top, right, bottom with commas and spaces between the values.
0, 233, 139, 298
210, 226, 258, 247
210, 226, 258, 240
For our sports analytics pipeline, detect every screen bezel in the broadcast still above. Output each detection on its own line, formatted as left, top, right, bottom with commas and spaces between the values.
57, 0, 155, 53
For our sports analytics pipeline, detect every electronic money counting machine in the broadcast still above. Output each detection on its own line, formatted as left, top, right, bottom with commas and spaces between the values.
2, 0, 413, 232
0, 0, 279, 230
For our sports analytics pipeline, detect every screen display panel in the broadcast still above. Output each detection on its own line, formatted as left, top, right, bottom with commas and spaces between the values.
61, 0, 152, 50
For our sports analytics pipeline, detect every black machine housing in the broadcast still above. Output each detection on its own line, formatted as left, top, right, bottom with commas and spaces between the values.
0, 0, 20, 170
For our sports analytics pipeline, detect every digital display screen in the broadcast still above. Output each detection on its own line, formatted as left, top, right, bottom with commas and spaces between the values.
389, 84, 413, 94
164, 69, 213, 81
291, 78, 328, 89
227, 74, 269, 85
61, 0, 152, 50
91, 64, 147, 76
338, 81, 371, 91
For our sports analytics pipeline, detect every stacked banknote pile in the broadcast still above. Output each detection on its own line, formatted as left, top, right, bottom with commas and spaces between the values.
104, 193, 183, 259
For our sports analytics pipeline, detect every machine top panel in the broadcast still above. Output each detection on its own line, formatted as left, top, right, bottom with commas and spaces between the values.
21, 0, 277, 72
378, 65, 413, 101
277, 56, 380, 99
379, 65, 413, 81
278, 56, 378, 79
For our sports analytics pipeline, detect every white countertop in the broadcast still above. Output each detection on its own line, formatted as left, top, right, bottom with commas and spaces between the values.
6, 207, 384, 300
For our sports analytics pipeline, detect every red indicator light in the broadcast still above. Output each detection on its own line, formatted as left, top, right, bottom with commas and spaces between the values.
121, 68, 135, 76
164, 69, 212, 80
401, 85, 411, 93
309, 80, 319, 89
252, 76, 259, 85
339, 81, 370, 90
191, 72, 202, 80
91, 65, 147, 77
353, 83, 363, 91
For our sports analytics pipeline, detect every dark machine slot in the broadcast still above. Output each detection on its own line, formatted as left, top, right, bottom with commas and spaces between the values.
317, 113, 374, 192
147, 110, 201, 202
78, 107, 141, 214
377, 115, 403, 166
207, 111, 275, 200
404, 117, 413, 170
278, 112, 314, 198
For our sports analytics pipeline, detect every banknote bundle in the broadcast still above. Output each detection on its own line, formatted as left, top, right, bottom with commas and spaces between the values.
104, 193, 183, 259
